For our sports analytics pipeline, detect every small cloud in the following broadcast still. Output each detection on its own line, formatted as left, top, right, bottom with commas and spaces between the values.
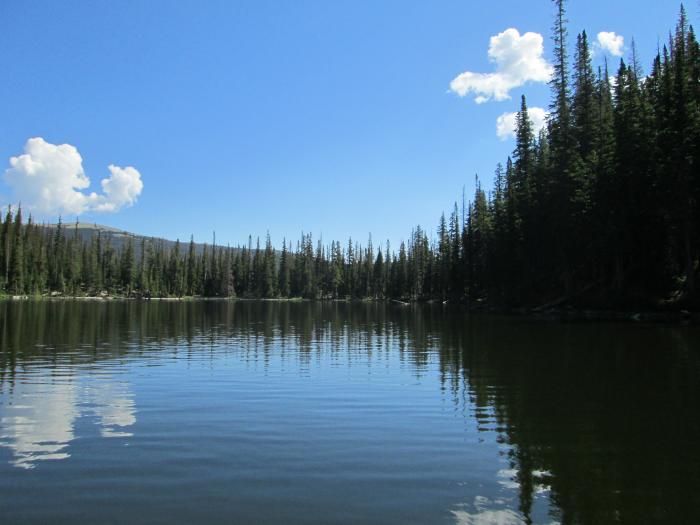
597, 31, 624, 57
496, 106, 548, 141
450, 28, 553, 104
93, 165, 143, 212
4, 137, 143, 216
496, 113, 518, 140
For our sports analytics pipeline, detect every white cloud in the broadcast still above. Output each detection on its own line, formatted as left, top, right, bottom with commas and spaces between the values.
93, 165, 144, 212
597, 31, 624, 57
496, 113, 518, 140
450, 28, 553, 104
496, 106, 548, 141
4, 137, 143, 216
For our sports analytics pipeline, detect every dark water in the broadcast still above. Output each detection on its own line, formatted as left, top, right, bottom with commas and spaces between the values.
0, 301, 699, 524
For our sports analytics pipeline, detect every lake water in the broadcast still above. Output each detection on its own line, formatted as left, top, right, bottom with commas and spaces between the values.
1, 300, 699, 524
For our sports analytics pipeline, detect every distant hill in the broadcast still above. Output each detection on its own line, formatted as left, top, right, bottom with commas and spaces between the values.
43, 222, 241, 259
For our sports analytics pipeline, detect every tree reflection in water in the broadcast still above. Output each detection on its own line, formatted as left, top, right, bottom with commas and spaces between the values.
1, 300, 699, 522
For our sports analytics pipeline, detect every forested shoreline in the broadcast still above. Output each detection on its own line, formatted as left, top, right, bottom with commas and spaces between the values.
1, 2, 699, 309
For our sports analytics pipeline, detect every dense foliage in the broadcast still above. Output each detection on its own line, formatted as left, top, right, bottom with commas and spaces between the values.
1, 2, 698, 308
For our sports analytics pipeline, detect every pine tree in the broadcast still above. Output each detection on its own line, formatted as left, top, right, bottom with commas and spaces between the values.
573, 31, 597, 161
513, 96, 535, 275
120, 238, 135, 294
263, 232, 276, 297
437, 213, 450, 299
137, 237, 148, 294
373, 248, 384, 298
329, 241, 343, 298
8, 207, 24, 294
669, 6, 697, 293
278, 238, 291, 297
548, 0, 584, 297
186, 235, 196, 295
169, 240, 183, 296
0, 206, 11, 289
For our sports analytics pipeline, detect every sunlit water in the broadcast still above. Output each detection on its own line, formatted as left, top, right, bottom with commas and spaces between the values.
1, 300, 699, 524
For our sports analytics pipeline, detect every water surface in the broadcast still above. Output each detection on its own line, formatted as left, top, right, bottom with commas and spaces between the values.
1, 300, 699, 524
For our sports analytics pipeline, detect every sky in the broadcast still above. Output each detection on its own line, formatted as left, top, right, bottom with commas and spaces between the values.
0, 0, 691, 248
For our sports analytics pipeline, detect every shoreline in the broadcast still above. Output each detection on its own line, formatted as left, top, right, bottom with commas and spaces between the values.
1, 294, 698, 324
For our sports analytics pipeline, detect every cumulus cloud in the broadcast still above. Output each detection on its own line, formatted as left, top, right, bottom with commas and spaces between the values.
450, 28, 553, 104
93, 165, 143, 212
597, 31, 624, 57
496, 106, 548, 141
4, 137, 143, 216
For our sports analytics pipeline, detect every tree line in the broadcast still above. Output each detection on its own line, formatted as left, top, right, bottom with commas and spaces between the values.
1, 2, 698, 308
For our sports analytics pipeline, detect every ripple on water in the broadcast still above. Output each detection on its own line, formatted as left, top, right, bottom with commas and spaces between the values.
1, 300, 700, 524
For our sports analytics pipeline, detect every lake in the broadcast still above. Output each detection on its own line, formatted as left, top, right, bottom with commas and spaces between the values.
1, 300, 699, 524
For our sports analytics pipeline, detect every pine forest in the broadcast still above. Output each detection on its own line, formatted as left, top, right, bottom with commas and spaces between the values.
1, 3, 699, 310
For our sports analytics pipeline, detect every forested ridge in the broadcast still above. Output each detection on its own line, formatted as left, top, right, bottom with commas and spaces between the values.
1, 2, 699, 309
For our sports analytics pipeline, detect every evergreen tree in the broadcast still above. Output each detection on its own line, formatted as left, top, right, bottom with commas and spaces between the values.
1, 206, 12, 288
8, 206, 24, 294
278, 238, 291, 297
187, 235, 196, 295
263, 232, 276, 297
120, 238, 135, 294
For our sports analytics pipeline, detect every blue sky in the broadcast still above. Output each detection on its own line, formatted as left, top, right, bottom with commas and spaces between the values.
0, 0, 690, 248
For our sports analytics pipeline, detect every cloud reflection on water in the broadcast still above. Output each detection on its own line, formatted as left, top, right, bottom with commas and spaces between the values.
0, 374, 135, 469
452, 496, 525, 525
